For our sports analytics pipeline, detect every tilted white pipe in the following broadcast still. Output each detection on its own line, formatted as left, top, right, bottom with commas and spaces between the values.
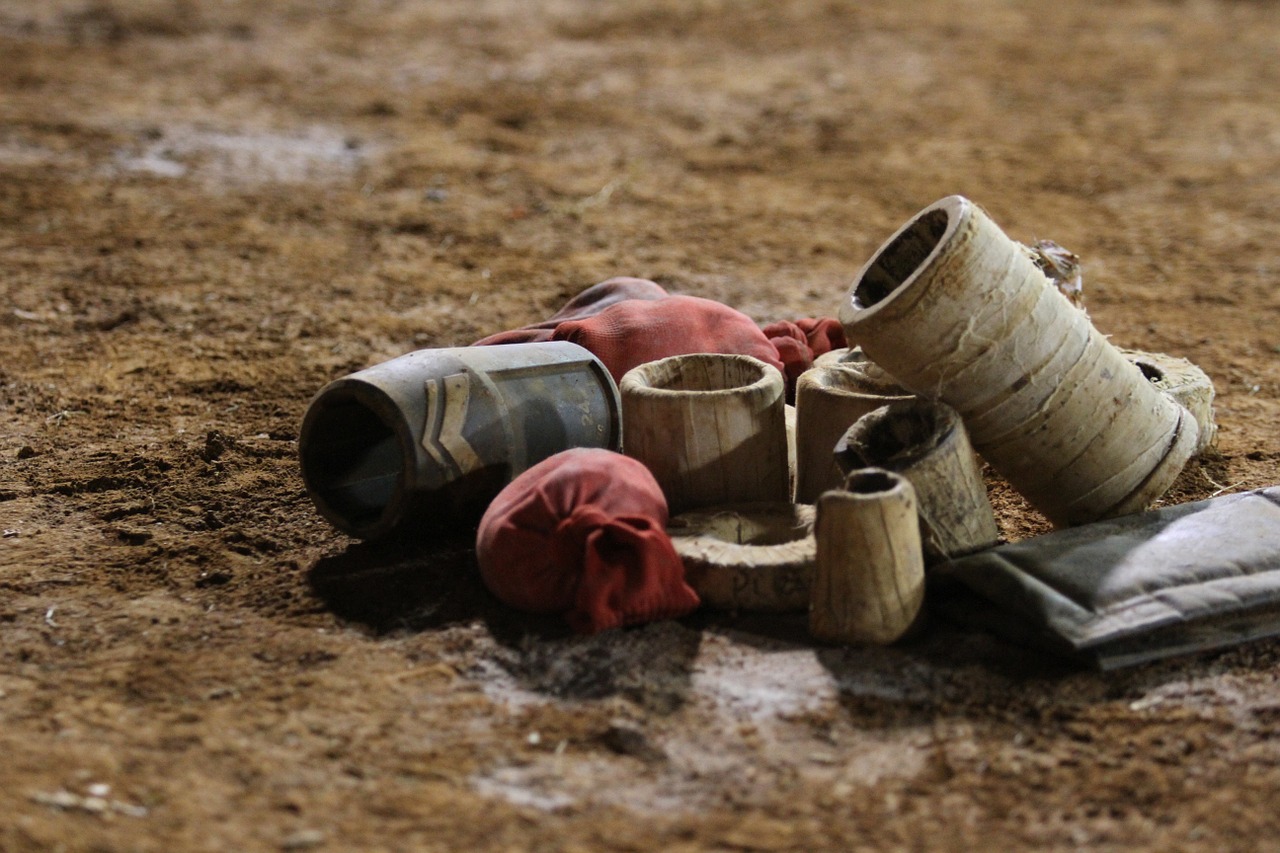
839, 195, 1197, 527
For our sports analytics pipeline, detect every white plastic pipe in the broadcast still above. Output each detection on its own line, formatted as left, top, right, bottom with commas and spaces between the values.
840, 196, 1198, 527
811, 469, 925, 645
621, 353, 789, 514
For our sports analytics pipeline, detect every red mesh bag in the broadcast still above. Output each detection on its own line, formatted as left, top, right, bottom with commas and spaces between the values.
550, 295, 786, 384
476, 448, 700, 634
473, 277, 669, 346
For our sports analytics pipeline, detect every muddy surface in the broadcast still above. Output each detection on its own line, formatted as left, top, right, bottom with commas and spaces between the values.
3, 1, 1280, 850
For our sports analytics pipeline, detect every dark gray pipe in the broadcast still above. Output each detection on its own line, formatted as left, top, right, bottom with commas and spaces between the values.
299, 342, 621, 539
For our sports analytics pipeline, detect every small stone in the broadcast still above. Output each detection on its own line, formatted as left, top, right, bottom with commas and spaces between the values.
600, 722, 665, 763
16, 446, 36, 459
281, 829, 325, 850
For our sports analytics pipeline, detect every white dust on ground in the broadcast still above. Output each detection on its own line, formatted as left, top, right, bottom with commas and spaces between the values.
1, 122, 372, 188
467, 622, 935, 817
459, 616, 1280, 817
110, 124, 371, 188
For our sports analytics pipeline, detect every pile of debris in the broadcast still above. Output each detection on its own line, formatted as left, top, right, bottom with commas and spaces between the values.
298, 195, 1280, 670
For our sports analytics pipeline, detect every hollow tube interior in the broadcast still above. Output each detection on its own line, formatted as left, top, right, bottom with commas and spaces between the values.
854, 207, 950, 309
302, 395, 403, 530
844, 469, 900, 496
1134, 360, 1165, 383
640, 355, 765, 393
856, 404, 948, 464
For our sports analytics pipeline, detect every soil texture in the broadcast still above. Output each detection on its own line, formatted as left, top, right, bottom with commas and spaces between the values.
3, 1, 1280, 850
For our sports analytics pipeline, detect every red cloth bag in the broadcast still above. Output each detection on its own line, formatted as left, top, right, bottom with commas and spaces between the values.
549, 294, 786, 384
761, 317, 848, 390
473, 277, 669, 346
473, 277, 845, 398
476, 448, 700, 634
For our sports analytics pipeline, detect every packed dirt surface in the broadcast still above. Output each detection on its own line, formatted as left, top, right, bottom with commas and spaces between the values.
4, 1, 1280, 849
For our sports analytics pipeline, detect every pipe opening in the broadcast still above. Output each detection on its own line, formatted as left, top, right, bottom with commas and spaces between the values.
858, 404, 948, 463
301, 396, 403, 529
1136, 360, 1165, 384
638, 353, 768, 394
844, 469, 899, 496
854, 207, 950, 309
836, 401, 954, 476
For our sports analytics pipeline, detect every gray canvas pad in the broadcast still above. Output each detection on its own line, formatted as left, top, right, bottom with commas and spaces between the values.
933, 487, 1280, 669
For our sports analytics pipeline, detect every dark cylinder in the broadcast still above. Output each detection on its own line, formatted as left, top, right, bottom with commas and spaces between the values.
299, 342, 621, 539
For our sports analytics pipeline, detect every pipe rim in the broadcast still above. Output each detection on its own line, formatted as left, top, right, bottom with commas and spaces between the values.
841, 195, 970, 328
840, 399, 959, 470
620, 352, 783, 400
798, 362, 910, 399
841, 467, 910, 499
298, 378, 414, 539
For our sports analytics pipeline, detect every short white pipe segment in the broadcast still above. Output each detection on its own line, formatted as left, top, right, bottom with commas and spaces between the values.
620, 353, 789, 515
668, 502, 815, 612
811, 468, 925, 645
794, 362, 914, 504
835, 399, 999, 562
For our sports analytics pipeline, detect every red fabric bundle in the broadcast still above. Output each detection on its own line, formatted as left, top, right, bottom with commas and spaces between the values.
473, 277, 669, 346
473, 278, 846, 399
476, 448, 700, 634
549, 294, 786, 384
761, 317, 849, 391
792, 316, 847, 357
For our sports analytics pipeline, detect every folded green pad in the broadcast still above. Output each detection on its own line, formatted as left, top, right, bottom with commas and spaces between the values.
933, 487, 1280, 670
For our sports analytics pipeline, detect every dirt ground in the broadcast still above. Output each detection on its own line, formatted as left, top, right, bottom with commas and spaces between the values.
3, 0, 1280, 849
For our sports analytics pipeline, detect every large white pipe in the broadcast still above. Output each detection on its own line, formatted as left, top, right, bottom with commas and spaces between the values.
840, 196, 1197, 527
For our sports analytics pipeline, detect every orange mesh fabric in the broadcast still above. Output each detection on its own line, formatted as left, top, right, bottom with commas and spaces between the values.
476, 448, 700, 634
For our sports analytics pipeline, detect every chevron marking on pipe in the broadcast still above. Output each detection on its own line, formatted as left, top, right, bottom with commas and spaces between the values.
422, 373, 483, 475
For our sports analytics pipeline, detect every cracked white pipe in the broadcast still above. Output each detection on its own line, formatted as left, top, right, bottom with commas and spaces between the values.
839, 195, 1198, 527
1122, 349, 1217, 455
834, 398, 999, 561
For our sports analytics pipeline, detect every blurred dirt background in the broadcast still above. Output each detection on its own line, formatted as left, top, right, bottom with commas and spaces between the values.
3, 0, 1280, 850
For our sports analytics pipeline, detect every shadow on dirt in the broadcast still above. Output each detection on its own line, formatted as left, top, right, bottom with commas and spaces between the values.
808, 607, 1276, 728
307, 531, 1262, 723
487, 620, 703, 715
306, 530, 703, 713
306, 528, 496, 634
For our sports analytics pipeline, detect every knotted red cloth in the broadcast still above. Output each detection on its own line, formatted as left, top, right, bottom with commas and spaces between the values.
761, 318, 847, 388
550, 294, 787, 384
476, 448, 700, 634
